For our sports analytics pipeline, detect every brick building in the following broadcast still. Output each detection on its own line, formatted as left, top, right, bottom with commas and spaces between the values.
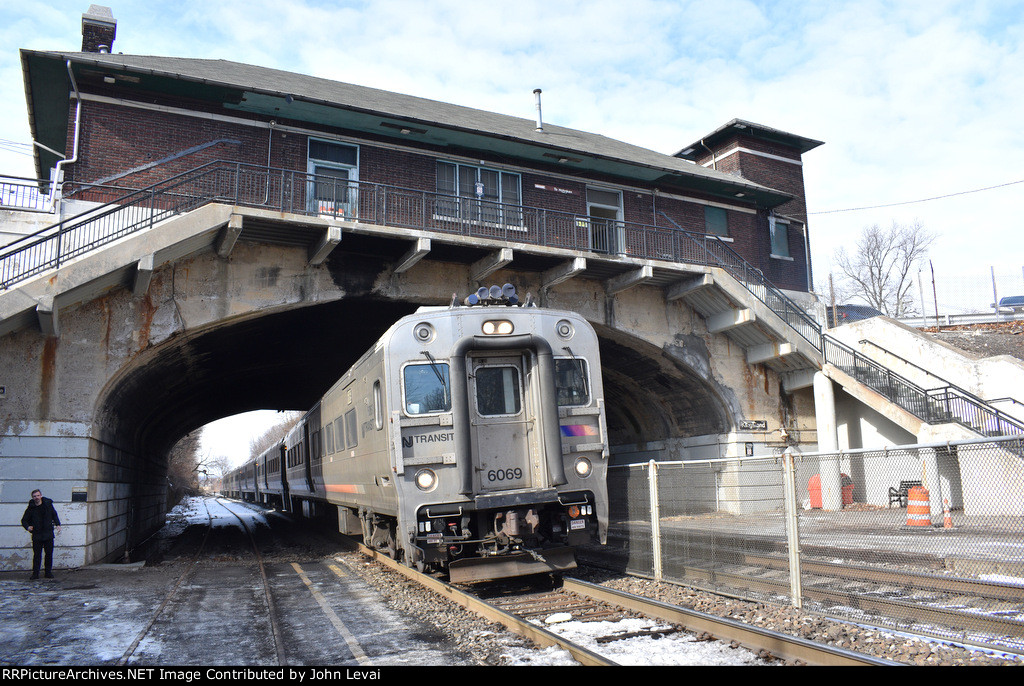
20, 6, 821, 297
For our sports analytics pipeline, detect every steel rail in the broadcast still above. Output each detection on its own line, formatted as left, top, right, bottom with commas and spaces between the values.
352, 542, 617, 666
563, 577, 899, 666
116, 498, 216, 666
607, 556, 1024, 654
215, 498, 288, 666
352, 538, 898, 665
743, 551, 1024, 603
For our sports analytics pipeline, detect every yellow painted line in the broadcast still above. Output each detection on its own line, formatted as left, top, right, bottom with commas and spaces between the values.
290, 562, 370, 664
327, 563, 348, 579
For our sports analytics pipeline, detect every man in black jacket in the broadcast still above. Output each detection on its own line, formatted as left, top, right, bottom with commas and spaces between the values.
21, 489, 62, 579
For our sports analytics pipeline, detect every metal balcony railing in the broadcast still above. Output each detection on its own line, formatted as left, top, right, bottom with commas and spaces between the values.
1, 160, 1021, 442
0, 176, 52, 213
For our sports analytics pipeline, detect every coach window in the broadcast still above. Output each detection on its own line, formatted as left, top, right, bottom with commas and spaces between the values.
325, 422, 335, 454
554, 358, 590, 406
404, 362, 452, 415
334, 417, 345, 452
704, 206, 729, 238
344, 410, 358, 449
373, 380, 384, 430
475, 366, 522, 416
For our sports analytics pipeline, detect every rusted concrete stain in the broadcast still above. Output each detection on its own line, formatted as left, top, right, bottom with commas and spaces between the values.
136, 292, 156, 354
38, 336, 59, 417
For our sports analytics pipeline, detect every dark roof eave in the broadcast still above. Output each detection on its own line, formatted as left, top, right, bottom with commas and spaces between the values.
675, 118, 824, 160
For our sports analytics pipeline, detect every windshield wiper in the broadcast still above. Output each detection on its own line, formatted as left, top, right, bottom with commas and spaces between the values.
422, 351, 450, 403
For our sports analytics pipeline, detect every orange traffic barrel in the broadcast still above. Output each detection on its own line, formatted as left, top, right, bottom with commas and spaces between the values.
906, 486, 931, 526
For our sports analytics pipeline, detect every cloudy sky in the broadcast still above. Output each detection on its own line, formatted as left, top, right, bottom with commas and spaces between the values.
1, 1, 1021, 463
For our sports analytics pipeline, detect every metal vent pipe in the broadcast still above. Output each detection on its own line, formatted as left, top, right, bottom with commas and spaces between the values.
534, 89, 543, 131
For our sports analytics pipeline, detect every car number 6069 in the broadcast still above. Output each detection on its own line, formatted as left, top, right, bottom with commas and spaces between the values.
487, 468, 523, 482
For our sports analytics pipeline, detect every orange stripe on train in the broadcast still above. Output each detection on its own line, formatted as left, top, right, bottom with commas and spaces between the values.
326, 484, 362, 494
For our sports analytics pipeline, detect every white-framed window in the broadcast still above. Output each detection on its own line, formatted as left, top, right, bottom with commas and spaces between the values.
584, 186, 624, 254
308, 139, 359, 217
436, 161, 522, 226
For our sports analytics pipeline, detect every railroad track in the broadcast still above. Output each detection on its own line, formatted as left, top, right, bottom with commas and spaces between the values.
353, 542, 896, 666
585, 540, 1024, 654
116, 498, 285, 665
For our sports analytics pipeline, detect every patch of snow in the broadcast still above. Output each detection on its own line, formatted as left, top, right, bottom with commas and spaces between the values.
505, 617, 773, 666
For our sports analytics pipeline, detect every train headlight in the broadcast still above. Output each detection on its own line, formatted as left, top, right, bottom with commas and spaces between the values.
415, 469, 438, 491
555, 319, 574, 340
573, 457, 592, 478
482, 319, 514, 335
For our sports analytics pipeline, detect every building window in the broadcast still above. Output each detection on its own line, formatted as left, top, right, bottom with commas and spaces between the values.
308, 139, 359, 217
436, 161, 522, 225
770, 217, 790, 258
704, 206, 729, 237
585, 187, 624, 253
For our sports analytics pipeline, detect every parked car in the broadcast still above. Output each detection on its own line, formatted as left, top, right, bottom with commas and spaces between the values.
993, 295, 1024, 313
829, 304, 884, 325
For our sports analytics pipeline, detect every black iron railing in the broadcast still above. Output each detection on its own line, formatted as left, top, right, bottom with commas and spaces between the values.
822, 335, 1024, 438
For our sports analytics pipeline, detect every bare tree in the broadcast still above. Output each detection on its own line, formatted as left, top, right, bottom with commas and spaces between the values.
167, 429, 203, 501
832, 221, 936, 317
249, 412, 303, 456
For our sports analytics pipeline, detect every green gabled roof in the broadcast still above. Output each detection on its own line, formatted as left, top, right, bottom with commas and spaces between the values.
22, 50, 793, 208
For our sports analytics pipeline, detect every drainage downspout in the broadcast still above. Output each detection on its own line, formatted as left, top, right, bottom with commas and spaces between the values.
802, 222, 813, 292
50, 60, 82, 212
700, 139, 716, 170
450, 333, 566, 496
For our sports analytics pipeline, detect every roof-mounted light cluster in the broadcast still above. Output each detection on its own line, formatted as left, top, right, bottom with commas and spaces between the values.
463, 283, 529, 307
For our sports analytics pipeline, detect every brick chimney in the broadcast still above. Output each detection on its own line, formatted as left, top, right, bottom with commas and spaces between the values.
81, 5, 116, 53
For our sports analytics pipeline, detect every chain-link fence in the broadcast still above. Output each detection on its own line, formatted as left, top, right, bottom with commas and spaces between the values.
593, 435, 1024, 653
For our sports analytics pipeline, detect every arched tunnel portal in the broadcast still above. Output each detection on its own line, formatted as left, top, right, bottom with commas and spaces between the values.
98, 297, 422, 462
594, 324, 730, 447
94, 297, 733, 554
101, 299, 733, 467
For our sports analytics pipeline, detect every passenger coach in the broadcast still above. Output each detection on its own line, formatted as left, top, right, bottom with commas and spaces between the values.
228, 289, 608, 582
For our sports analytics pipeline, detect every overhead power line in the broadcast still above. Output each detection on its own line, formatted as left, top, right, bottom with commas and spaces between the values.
809, 177, 1024, 215
0, 138, 34, 156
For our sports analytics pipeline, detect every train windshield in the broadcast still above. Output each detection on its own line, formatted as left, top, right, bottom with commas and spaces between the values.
403, 362, 451, 414
555, 358, 590, 406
